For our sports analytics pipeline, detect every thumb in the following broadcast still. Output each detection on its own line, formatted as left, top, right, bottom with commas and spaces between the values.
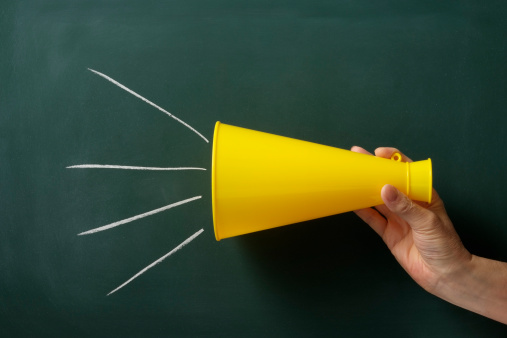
381, 184, 438, 233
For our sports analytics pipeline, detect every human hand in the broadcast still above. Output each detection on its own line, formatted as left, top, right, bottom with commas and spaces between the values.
351, 146, 472, 294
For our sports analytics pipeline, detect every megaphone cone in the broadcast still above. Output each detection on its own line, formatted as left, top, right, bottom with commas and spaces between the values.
211, 122, 432, 241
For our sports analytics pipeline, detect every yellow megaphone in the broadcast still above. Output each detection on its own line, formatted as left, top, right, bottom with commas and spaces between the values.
211, 122, 432, 241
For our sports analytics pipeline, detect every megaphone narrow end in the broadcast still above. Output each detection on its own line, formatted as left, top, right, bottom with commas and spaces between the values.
211, 121, 221, 241
408, 158, 433, 204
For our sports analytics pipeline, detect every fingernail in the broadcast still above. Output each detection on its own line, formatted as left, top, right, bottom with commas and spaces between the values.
383, 184, 398, 203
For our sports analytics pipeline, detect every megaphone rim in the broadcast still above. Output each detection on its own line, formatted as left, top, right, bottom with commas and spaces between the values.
211, 121, 221, 241
427, 158, 433, 204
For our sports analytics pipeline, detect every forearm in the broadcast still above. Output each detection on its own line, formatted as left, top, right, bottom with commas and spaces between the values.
434, 255, 507, 324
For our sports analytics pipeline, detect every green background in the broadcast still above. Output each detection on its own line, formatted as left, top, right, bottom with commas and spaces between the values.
2, 1, 506, 336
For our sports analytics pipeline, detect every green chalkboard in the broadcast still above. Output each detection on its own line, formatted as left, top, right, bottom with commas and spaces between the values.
2, 1, 507, 336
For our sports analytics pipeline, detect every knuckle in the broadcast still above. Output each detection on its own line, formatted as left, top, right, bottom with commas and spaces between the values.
425, 213, 440, 228
397, 199, 414, 214
426, 213, 439, 225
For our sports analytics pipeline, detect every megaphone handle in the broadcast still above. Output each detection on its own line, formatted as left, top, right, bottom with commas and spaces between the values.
391, 152, 402, 162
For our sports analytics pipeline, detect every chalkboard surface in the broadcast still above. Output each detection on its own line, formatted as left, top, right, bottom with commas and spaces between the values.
2, 1, 507, 336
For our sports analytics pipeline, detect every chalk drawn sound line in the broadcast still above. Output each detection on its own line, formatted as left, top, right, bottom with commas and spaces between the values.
87, 68, 209, 143
67, 164, 206, 171
107, 228, 204, 296
77, 196, 202, 236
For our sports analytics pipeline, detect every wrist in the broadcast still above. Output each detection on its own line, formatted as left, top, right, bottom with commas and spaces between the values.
431, 254, 507, 324
424, 246, 473, 297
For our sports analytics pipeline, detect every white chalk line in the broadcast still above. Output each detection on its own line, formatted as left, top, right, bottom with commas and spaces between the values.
77, 196, 202, 236
87, 68, 209, 143
107, 228, 204, 296
67, 164, 206, 171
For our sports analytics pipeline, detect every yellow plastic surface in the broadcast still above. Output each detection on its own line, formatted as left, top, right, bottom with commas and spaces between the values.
211, 122, 432, 241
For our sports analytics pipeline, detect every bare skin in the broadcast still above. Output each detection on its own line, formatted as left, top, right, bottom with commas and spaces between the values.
352, 146, 507, 324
